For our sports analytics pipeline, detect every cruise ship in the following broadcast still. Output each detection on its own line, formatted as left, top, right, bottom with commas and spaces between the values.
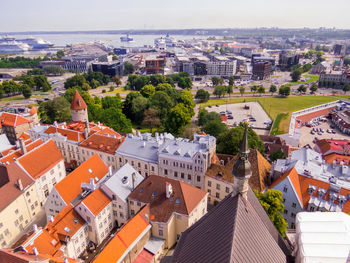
19, 37, 54, 49
0, 41, 30, 53
154, 34, 176, 49
120, 34, 133, 42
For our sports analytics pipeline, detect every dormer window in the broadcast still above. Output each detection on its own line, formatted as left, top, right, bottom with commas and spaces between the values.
308, 185, 317, 194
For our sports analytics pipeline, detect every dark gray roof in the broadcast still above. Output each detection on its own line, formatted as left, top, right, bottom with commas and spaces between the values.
170, 188, 292, 263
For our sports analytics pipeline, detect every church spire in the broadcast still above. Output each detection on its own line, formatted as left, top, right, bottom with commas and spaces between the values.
232, 124, 252, 199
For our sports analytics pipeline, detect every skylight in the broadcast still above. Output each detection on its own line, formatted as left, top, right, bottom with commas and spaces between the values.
152, 191, 157, 197
175, 197, 180, 204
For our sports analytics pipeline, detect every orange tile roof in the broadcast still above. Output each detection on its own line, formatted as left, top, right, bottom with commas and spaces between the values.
323, 153, 350, 165
133, 249, 154, 263
19, 131, 31, 141
296, 107, 335, 124
0, 112, 32, 127
0, 248, 48, 263
79, 133, 125, 155
82, 188, 111, 216
29, 107, 37, 115
70, 90, 87, 110
93, 206, 150, 263
23, 205, 85, 258
17, 140, 63, 180
95, 127, 122, 138
0, 139, 43, 164
54, 154, 108, 204
45, 126, 85, 142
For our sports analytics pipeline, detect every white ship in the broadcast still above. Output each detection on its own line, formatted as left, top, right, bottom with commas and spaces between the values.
120, 34, 133, 42
154, 34, 176, 49
0, 41, 30, 53
19, 37, 54, 49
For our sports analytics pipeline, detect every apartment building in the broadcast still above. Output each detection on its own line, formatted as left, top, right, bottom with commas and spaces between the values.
44, 154, 109, 218
252, 61, 272, 80
0, 112, 33, 144
100, 163, 144, 227
0, 163, 41, 248
145, 55, 166, 75
128, 175, 208, 248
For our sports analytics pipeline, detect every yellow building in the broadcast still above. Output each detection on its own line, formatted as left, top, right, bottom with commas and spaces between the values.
128, 175, 208, 248
205, 149, 271, 205
0, 162, 41, 248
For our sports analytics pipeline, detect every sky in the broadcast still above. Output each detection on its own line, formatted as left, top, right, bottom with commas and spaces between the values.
1, 0, 350, 32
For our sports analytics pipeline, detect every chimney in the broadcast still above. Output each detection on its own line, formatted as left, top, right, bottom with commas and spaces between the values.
17, 179, 23, 191
19, 139, 27, 155
33, 224, 38, 233
33, 247, 38, 256
132, 172, 136, 190
48, 215, 54, 223
90, 178, 96, 190
53, 121, 58, 127
166, 182, 173, 198
108, 165, 113, 177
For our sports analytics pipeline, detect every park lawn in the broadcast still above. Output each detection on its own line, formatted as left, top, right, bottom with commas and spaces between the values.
0, 96, 24, 102
201, 95, 348, 134
97, 87, 131, 97
290, 74, 319, 85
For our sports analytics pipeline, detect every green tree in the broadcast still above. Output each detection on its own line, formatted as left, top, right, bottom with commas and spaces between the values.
198, 108, 222, 126
254, 190, 288, 237
21, 84, 32, 99
42, 65, 65, 76
56, 50, 65, 59
179, 89, 195, 116
297, 85, 307, 94
123, 92, 142, 120
142, 108, 161, 133
178, 76, 192, 89
203, 119, 227, 138
250, 85, 258, 94
229, 76, 235, 86
131, 96, 149, 124
34, 75, 51, 91
257, 86, 265, 96
302, 63, 312, 73
239, 86, 245, 96
343, 84, 350, 94
279, 85, 291, 97
227, 85, 233, 97
211, 76, 220, 86
112, 76, 122, 86
21, 75, 35, 89
99, 107, 132, 133
64, 74, 86, 89
310, 83, 318, 94
216, 125, 264, 155
269, 85, 277, 95
269, 149, 286, 162
140, 84, 156, 98
195, 89, 210, 103
165, 103, 192, 135
150, 91, 174, 120
39, 96, 72, 123
291, 69, 302, 82
150, 75, 167, 86
213, 85, 227, 98
124, 62, 135, 75
81, 82, 91, 91
101, 96, 122, 110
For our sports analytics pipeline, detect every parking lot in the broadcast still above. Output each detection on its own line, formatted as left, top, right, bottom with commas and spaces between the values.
205, 102, 272, 129
299, 119, 350, 147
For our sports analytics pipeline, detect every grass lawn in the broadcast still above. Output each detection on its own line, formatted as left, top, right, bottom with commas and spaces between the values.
201, 95, 349, 134
97, 87, 131, 97
0, 96, 24, 102
290, 74, 319, 85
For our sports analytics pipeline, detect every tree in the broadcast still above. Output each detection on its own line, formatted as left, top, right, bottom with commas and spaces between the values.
39, 96, 72, 124
112, 76, 122, 86
291, 69, 302, 82
250, 85, 257, 95
56, 50, 65, 59
123, 92, 142, 120
140, 84, 156, 98
21, 75, 35, 89
279, 85, 291, 97
228, 76, 235, 86
165, 103, 192, 136
149, 91, 174, 120
131, 96, 149, 124
213, 85, 227, 98
142, 108, 161, 133
257, 86, 265, 96
64, 74, 86, 89
343, 84, 350, 94
297, 85, 307, 94
211, 76, 220, 86
99, 107, 132, 133
42, 65, 65, 76
239, 87, 245, 96
34, 75, 51, 91
310, 83, 318, 94
254, 190, 288, 237
269, 149, 286, 162
216, 125, 264, 155
124, 62, 134, 75
150, 75, 166, 86
269, 85, 277, 95
21, 84, 32, 99
302, 63, 312, 73
227, 85, 233, 97
344, 57, 350, 66
195, 89, 210, 103
179, 89, 195, 116
198, 108, 222, 126
101, 96, 122, 110
178, 76, 192, 89
182, 123, 201, 140
203, 119, 227, 138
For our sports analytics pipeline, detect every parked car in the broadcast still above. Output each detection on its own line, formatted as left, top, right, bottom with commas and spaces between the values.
228, 115, 233, 119
208, 105, 212, 108
227, 110, 232, 114
216, 105, 219, 107
332, 130, 336, 134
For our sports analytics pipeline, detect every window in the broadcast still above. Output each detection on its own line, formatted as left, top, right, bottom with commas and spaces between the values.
138, 163, 141, 168
131, 210, 135, 216
113, 211, 117, 216
0, 223, 3, 229
151, 166, 155, 172
137, 202, 141, 207
108, 156, 110, 161
120, 213, 124, 218
283, 186, 288, 193
174, 171, 178, 177
208, 181, 211, 187
119, 158, 122, 163
225, 187, 230, 193
208, 189, 211, 194
292, 203, 296, 208
216, 184, 220, 190
164, 169, 168, 175
87, 216, 91, 223
130, 200, 134, 205
291, 213, 296, 218
145, 164, 147, 169
14, 220, 19, 227
216, 192, 220, 198
15, 209, 19, 215
284, 209, 288, 215
99, 223, 103, 229
50, 169, 54, 175
197, 176, 201, 182
4, 229, 9, 236
19, 215, 23, 222
88, 226, 92, 232
282, 198, 286, 203
310, 206, 315, 212
181, 173, 184, 179
31, 205, 35, 210
158, 229, 163, 236
188, 174, 191, 180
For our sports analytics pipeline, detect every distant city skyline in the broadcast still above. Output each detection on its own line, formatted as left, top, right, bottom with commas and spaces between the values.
2, 0, 350, 32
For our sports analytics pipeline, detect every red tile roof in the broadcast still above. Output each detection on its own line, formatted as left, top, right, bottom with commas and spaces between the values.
81, 188, 111, 216
133, 249, 154, 263
79, 133, 125, 155
19, 132, 31, 141
0, 139, 43, 165
45, 126, 85, 143
0, 112, 32, 127
296, 107, 335, 124
54, 154, 108, 205
70, 90, 87, 110
0, 248, 48, 263
93, 206, 150, 263
128, 175, 207, 222
323, 153, 350, 165
17, 140, 63, 180
29, 107, 37, 115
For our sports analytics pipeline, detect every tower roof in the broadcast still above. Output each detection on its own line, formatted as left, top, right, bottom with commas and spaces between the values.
70, 90, 87, 110
232, 125, 252, 178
